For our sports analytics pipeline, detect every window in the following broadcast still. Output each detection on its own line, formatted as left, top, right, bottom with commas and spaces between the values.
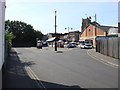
88, 29, 91, 32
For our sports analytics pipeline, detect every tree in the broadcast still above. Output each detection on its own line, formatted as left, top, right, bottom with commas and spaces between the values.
5, 20, 43, 46
34, 30, 43, 40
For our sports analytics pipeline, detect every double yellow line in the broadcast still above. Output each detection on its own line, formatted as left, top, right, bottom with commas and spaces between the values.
24, 63, 47, 89
14, 48, 46, 89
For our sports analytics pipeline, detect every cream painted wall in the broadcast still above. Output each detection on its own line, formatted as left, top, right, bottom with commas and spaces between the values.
0, 0, 5, 71
0, 0, 5, 90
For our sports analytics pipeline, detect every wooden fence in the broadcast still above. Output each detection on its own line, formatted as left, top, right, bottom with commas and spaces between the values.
96, 37, 120, 59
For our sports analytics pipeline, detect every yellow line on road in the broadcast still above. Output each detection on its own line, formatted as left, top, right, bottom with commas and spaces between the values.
25, 66, 42, 88
27, 66, 46, 89
14, 48, 46, 89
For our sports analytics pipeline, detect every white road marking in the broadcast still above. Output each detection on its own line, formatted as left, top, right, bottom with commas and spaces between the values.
87, 50, 118, 68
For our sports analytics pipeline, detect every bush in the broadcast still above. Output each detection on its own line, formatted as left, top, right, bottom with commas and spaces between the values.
5, 31, 15, 49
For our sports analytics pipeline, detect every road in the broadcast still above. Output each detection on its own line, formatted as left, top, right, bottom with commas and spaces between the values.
14, 47, 118, 88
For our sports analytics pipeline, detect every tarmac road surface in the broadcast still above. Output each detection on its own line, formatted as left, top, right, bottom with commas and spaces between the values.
3, 47, 118, 89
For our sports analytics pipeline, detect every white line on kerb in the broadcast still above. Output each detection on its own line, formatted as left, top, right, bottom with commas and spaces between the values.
87, 50, 118, 68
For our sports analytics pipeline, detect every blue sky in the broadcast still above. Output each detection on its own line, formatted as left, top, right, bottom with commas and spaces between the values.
5, 0, 118, 34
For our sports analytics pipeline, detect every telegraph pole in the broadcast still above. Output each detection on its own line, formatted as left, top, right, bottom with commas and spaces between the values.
93, 14, 97, 48
65, 27, 73, 43
55, 11, 57, 51
94, 14, 97, 36
93, 14, 97, 36
95, 14, 97, 23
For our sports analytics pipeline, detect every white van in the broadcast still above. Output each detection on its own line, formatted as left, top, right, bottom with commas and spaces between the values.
80, 43, 93, 49
79, 40, 93, 49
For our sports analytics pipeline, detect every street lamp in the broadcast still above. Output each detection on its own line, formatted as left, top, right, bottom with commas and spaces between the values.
65, 27, 73, 43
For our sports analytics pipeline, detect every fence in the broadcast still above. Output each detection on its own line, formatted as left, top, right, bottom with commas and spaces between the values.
96, 37, 120, 59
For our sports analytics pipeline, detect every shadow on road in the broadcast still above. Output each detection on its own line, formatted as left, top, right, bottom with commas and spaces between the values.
39, 80, 87, 90
2, 49, 118, 90
2, 49, 87, 90
2, 50, 37, 88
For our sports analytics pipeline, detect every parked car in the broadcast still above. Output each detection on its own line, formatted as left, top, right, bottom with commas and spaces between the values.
42, 41, 48, 47
37, 40, 42, 49
67, 42, 76, 48
80, 43, 93, 49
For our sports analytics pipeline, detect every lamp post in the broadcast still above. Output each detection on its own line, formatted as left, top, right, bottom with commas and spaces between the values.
55, 11, 57, 51
65, 27, 73, 43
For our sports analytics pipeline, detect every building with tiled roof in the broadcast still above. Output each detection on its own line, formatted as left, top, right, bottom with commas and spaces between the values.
80, 22, 118, 47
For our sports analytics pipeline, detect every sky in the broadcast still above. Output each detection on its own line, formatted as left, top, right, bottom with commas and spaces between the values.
118, 1, 120, 22
5, 0, 118, 34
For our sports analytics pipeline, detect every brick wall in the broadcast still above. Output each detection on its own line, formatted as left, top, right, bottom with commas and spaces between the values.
96, 28, 105, 36
86, 25, 94, 36
80, 24, 106, 47
81, 30, 85, 37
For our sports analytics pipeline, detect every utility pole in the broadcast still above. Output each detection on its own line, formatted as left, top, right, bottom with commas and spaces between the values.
93, 14, 97, 36
65, 27, 73, 43
118, 1, 120, 67
95, 14, 97, 23
93, 14, 97, 47
94, 14, 97, 36
55, 11, 57, 51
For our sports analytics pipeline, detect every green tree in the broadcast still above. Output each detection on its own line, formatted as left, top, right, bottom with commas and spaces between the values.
5, 20, 43, 46
34, 30, 43, 40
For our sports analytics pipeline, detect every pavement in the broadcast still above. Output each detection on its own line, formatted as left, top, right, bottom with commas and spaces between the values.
87, 49, 118, 68
2, 49, 39, 89
2, 47, 119, 89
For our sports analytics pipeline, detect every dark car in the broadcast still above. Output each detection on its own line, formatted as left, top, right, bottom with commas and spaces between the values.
42, 41, 48, 47
67, 42, 76, 48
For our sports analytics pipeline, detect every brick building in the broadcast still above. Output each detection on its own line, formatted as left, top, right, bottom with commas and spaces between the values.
81, 17, 91, 31
69, 31, 80, 42
80, 22, 117, 46
46, 31, 80, 42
